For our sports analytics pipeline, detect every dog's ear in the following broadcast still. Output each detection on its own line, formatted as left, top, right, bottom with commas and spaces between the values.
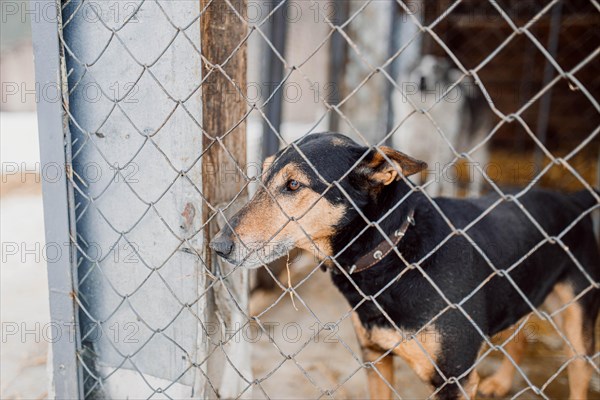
357, 146, 427, 186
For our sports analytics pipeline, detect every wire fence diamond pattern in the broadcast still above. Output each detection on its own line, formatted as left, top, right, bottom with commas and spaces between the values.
56, 0, 599, 398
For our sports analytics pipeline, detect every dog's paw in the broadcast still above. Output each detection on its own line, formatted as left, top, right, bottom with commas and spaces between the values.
478, 375, 512, 398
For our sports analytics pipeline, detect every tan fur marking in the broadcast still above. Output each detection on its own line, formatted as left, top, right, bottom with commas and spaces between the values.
367, 151, 400, 186
233, 190, 275, 239
363, 347, 395, 400
232, 163, 345, 264
543, 289, 565, 328
352, 313, 440, 385
370, 326, 440, 382
264, 162, 312, 190
352, 313, 394, 400
370, 168, 398, 186
369, 147, 428, 181
261, 155, 275, 179
460, 371, 480, 400
480, 283, 595, 400
479, 321, 528, 397
331, 137, 350, 147
351, 312, 371, 348
552, 282, 593, 400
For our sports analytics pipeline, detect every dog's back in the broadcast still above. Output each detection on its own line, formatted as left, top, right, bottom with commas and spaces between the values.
433, 188, 599, 335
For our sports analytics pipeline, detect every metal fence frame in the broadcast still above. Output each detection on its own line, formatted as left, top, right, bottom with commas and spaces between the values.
32, 0, 82, 397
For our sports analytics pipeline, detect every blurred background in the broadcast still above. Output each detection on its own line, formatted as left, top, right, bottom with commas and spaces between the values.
1, 0, 48, 398
1, 0, 598, 398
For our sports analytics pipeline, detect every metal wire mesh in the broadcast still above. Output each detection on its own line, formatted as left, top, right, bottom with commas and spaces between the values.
55, 0, 599, 398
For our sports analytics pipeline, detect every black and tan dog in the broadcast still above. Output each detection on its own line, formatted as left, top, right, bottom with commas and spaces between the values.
210, 133, 599, 399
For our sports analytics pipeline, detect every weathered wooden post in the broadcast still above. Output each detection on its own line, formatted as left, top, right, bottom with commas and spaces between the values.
200, 0, 251, 397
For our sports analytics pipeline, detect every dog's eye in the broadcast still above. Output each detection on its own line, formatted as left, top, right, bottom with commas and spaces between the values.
286, 179, 301, 191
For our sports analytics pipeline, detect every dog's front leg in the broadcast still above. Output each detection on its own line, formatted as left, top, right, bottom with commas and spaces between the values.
362, 346, 394, 400
352, 313, 395, 399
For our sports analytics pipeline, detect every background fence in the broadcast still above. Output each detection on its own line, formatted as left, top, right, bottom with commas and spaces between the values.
32, 0, 599, 398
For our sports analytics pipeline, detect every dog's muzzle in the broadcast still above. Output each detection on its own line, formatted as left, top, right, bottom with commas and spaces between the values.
209, 233, 234, 259
210, 231, 293, 268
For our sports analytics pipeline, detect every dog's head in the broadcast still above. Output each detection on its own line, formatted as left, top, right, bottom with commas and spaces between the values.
209, 133, 427, 268
408, 55, 461, 92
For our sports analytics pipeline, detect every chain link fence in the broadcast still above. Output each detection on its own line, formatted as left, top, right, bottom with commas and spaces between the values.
34, 0, 599, 398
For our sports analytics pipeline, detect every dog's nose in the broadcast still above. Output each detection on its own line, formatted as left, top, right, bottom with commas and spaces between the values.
209, 234, 234, 258
419, 76, 427, 91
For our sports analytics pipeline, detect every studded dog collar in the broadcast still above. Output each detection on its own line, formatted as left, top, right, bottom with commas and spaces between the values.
348, 209, 415, 275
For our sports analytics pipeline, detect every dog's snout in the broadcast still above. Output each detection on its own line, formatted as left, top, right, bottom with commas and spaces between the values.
419, 76, 427, 91
209, 234, 234, 258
